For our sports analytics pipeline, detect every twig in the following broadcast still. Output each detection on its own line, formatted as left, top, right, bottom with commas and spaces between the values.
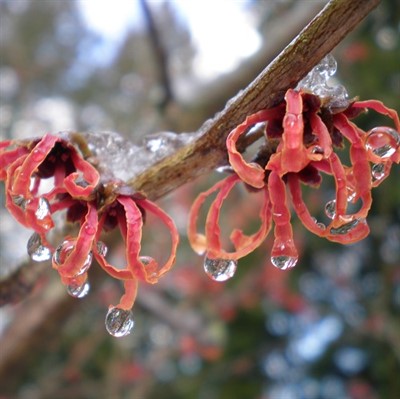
130, 0, 381, 201
138, 0, 174, 110
0, 260, 47, 306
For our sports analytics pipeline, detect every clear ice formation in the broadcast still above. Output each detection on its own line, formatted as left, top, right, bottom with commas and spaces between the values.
297, 54, 349, 108
84, 130, 200, 182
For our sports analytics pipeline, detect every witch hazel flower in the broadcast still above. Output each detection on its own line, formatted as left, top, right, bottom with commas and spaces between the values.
0, 132, 179, 337
189, 55, 399, 277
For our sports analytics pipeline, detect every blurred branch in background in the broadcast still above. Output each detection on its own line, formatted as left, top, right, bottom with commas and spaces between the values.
138, 0, 174, 111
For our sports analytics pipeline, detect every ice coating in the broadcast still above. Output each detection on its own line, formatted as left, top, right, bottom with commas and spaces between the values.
84, 130, 199, 181
297, 54, 348, 107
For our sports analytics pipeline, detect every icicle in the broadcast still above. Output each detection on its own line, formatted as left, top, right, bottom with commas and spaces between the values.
297, 54, 348, 107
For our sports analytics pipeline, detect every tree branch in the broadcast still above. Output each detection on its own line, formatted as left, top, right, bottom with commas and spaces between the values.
138, 0, 174, 110
130, 0, 381, 200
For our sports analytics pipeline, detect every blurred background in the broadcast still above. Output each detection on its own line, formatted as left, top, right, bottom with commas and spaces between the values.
0, 0, 399, 398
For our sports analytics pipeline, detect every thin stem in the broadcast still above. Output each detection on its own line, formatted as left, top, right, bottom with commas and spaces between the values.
130, 0, 381, 201
138, 0, 174, 110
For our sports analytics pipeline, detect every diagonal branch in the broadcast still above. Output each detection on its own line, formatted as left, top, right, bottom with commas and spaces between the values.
130, 0, 381, 201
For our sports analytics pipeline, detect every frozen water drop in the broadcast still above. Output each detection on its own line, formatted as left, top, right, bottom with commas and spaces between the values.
27, 232, 52, 262
84, 223, 96, 236
325, 199, 336, 219
297, 54, 348, 106
53, 240, 93, 276
330, 218, 362, 235
311, 145, 324, 155
35, 197, 51, 220
145, 136, 164, 153
204, 256, 237, 282
315, 54, 337, 78
271, 255, 298, 270
105, 307, 135, 337
139, 256, 153, 265
12, 195, 27, 209
32, 147, 46, 161
53, 240, 74, 265
371, 163, 386, 181
347, 187, 356, 202
215, 165, 234, 174
143, 131, 200, 160
67, 280, 90, 298
365, 127, 400, 159
312, 217, 326, 229
96, 241, 108, 257
74, 174, 89, 188
140, 256, 158, 281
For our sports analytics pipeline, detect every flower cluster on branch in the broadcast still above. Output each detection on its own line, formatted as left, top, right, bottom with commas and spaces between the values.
188, 85, 399, 277
0, 132, 179, 337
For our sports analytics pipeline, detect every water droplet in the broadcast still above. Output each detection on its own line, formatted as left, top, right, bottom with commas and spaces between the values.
204, 256, 237, 282
96, 241, 108, 257
140, 256, 158, 280
53, 240, 93, 276
139, 256, 153, 265
74, 175, 89, 188
315, 54, 337, 78
347, 187, 356, 202
67, 280, 90, 298
296, 54, 348, 105
215, 165, 234, 174
365, 127, 400, 159
312, 217, 326, 229
105, 307, 135, 337
35, 197, 51, 220
330, 218, 362, 235
32, 147, 45, 161
84, 224, 96, 236
27, 232, 52, 262
325, 199, 336, 219
12, 195, 27, 209
311, 145, 324, 155
271, 255, 298, 270
371, 163, 386, 181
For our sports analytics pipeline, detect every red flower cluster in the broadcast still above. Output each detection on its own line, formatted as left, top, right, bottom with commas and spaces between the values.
188, 89, 399, 274
0, 132, 179, 336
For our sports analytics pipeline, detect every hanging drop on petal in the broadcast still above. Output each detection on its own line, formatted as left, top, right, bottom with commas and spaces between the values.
371, 163, 386, 181
203, 256, 237, 282
35, 197, 51, 220
364, 127, 400, 159
96, 241, 108, 257
67, 280, 90, 298
12, 195, 27, 209
53, 239, 93, 276
27, 232, 52, 262
329, 218, 363, 235
325, 199, 336, 219
105, 307, 135, 337
270, 255, 298, 270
